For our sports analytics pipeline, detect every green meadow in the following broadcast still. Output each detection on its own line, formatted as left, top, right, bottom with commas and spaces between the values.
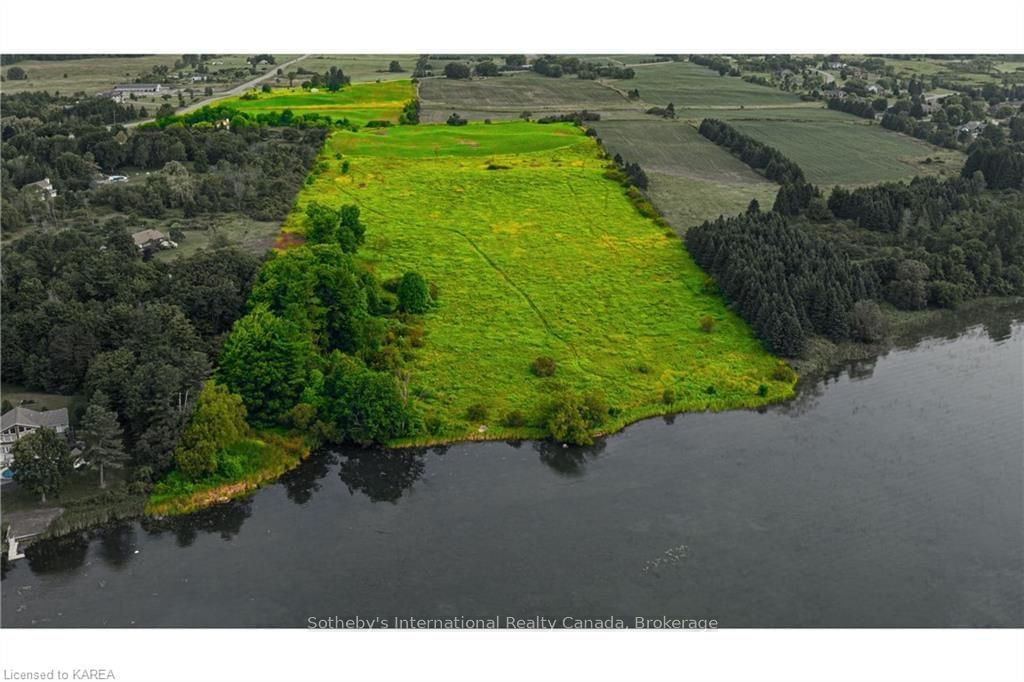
284, 121, 796, 444
220, 80, 416, 125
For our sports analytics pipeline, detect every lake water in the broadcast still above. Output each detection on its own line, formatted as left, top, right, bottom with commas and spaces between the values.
3, 306, 1022, 627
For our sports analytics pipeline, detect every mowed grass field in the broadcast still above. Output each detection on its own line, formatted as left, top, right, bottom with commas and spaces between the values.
220, 80, 415, 125
593, 119, 778, 229
284, 121, 795, 443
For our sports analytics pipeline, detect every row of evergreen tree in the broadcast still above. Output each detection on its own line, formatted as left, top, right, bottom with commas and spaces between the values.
699, 118, 819, 215
698, 119, 807, 185
826, 97, 879, 119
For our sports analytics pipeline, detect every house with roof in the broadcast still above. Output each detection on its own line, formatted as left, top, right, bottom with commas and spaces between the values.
24, 177, 57, 200
957, 120, 986, 137
131, 229, 177, 253
1, 407, 70, 467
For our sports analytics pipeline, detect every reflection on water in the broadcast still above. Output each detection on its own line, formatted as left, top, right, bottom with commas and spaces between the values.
24, 534, 89, 574
3, 302, 1022, 628
281, 450, 333, 505
535, 440, 607, 476
141, 498, 253, 547
338, 447, 427, 503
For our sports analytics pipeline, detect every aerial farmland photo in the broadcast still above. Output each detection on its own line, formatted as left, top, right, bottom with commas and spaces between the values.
1, 11, 1023, 678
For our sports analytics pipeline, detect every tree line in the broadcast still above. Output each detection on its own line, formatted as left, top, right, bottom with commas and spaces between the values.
698, 118, 818, 214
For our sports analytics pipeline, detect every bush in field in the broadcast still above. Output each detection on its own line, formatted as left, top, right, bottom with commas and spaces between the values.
444, 62, 471, 80
397, 272, 431, 313
544, 390, 609, 445
465, 403, 488, 422
530, 356, 556, 377
502, 410, 527, 427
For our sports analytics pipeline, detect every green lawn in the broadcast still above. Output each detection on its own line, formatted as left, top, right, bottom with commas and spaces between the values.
220, 81, 416, 125
284, 121, 795, 443
1, 384, 80, 417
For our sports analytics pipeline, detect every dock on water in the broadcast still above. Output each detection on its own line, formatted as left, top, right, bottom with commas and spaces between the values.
3, 507, 64, 561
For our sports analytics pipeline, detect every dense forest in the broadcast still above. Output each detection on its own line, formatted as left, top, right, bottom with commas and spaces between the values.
2, 224, 261, 479
686, 146, 1024, 356
1, 91, 327, 231
686, 209, 877, 356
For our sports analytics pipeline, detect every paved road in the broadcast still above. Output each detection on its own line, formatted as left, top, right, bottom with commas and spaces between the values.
126, 54, 311, 127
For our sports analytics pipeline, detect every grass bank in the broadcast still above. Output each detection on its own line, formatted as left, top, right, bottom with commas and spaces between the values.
145, 431, 312, 516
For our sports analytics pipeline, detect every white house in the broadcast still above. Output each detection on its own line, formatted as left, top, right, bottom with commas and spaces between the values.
0, 407, 70, 467
24, 177, 57, 199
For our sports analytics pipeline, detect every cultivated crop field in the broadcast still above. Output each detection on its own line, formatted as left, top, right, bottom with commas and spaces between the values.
220, 81, 416, 125
295, 55, 420, 83
419, 73, 633, 122
625, 61, 806, 108
284, 121, 795, 443
592, 120, 779, 229
727, 117, 965, 186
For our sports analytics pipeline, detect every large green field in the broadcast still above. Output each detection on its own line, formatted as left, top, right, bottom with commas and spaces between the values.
593, 119, 779, 229
220, 81, 416, 125
283, 121, 795, 443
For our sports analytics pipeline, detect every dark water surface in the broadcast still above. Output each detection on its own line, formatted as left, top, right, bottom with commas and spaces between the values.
4, 311, 1023, 627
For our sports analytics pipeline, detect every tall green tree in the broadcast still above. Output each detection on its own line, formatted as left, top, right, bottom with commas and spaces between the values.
397, 272, 431, 313
79, 391, 127, 488
10, 428, 71, 502
217, 304, 317, 423
173, 380, 248, 480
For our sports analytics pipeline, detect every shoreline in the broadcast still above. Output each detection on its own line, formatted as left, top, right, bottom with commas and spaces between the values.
12, 295, 1022, 529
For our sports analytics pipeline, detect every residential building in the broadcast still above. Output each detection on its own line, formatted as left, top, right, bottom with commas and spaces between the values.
132, 229, 177, 253
0, 407, 70, 467
24, 177, 57, 199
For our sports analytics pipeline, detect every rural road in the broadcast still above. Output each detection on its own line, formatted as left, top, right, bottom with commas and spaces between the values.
126, 54, 311, 127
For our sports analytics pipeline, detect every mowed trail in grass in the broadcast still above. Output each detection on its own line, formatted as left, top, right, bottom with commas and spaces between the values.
221, 81, 415, 125
285, 122, 794, 443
